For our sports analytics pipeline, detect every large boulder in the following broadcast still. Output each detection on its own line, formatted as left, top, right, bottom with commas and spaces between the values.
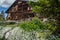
0, 27, 40, 40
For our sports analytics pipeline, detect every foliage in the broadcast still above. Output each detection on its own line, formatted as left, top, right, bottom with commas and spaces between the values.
19, 17, 58, 39
6, 22, 16, 25
28, 0, 60, 17
19, 17, 55, 32
28, 0, 60, 35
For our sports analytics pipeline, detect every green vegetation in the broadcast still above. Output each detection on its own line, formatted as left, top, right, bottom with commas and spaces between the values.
19, 17, 60, 40
28, 0, 60, 36
19, 17, 54, 32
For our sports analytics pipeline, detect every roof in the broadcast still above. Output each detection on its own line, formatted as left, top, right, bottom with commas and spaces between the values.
5, 0, 16, 13
5, 0, 36, 13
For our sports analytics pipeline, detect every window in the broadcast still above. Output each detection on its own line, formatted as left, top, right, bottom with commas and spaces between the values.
18, 2, 22, 4
16, 16, 18, 19
22, 14, 28, 18
23, 4, 28, 11
29, 13, 34, 17
23, 6, 27, 10
18, 4, 22, 11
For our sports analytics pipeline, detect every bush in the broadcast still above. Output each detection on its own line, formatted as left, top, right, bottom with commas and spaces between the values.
19, 17, 55, 32
6, 22, 16, 25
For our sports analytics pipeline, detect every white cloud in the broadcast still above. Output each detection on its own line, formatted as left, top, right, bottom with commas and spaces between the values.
0, 0, 37, 8
0, 0, 5, 5
0, 0, 15, 8
1, 4, 10, 8
6, 0, 15, 4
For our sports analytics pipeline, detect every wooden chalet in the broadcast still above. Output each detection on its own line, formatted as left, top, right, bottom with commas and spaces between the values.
6, 0, 35, 21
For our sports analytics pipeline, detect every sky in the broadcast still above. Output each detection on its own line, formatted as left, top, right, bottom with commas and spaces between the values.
0, 0, 15, 8
0, 0, 15, 18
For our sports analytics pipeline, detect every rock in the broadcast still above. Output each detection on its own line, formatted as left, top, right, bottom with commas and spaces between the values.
0, 27, 12, 39
0, 26, 49, 40
5, 27, 40, 40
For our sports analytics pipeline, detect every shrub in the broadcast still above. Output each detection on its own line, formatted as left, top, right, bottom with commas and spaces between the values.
6, 22, 16, 25
19, 17, 55, 32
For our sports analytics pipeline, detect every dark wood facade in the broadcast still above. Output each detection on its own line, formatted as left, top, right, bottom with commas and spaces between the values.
6, 0, 35, 21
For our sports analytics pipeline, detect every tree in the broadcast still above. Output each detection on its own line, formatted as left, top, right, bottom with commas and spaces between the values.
28, 0, 60, 35
0, 11, 5, 26
0, 11, 4, 21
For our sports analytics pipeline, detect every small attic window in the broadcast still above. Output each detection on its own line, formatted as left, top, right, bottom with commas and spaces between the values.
18, 2, 22, 4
